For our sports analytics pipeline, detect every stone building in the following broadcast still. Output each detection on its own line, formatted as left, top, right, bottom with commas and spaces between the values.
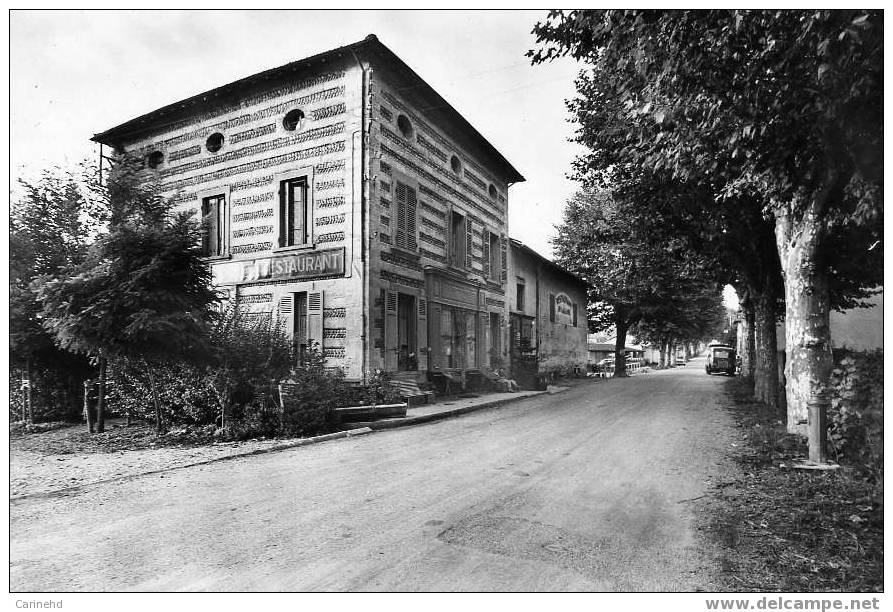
92, 35, 524, 383
507, 240, 588, 377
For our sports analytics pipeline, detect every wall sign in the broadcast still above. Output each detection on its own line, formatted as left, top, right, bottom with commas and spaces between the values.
554, 292, 574, 325
240, 247, 345, 282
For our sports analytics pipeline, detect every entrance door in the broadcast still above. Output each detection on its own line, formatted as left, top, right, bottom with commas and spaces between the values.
489, 312, 501, 368
397, 293, 417, 371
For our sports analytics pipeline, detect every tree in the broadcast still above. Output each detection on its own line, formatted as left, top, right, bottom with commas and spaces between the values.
37, 158, 219, 433
553, 187, 719, 376
531, 9, 883, 461
10, 166, 104, 423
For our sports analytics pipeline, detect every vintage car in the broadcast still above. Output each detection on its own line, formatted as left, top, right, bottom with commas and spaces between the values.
705, 345, 737, 376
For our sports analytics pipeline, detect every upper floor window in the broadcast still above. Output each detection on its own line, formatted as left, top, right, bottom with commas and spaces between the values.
394, 180, 418, 251
450, 155, 462, 174
280, 177, 309, 247
516, 282, 525, 312
488, 232, 500, 281
488, 184, 498, 199
449, 210, 466, 269
206, 132, 224, 153
201, 193, 228, 257
147, 151, 164, 169
397, 114, 414, 139
283, 109, 305, 132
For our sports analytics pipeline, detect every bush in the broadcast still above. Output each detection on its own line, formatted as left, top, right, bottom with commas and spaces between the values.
828, 349, 883, 477
108, 304, 293, 432
278, 344, 344, 437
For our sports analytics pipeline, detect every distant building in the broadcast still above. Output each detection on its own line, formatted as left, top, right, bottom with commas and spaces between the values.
92, 35, 524, 383
507, 240, 588, 377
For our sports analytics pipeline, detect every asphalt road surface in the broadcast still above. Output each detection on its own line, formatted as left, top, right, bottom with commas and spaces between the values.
10, 358, 739, 592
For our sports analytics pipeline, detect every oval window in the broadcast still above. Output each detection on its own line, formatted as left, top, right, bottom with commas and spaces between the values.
147, 151, 164, 169
206, 132, 224, 153
283, 109, 305, 131
450, 155, 462, 174
397, 114, 413, 139
488, 184, 498, 199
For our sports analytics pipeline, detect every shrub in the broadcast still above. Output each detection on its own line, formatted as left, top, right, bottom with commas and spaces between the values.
828, 349, 883, 477
278, 344, 344, 437
107, 304, 293, 431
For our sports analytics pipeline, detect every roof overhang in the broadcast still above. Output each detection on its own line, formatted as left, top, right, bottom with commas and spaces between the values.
92, 34, 524, 184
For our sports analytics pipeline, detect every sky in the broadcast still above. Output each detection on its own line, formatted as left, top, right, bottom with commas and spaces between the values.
9, 9, 586, 259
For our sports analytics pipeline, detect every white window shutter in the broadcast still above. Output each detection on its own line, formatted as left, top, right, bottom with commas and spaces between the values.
278, 295, 295, 346
308, 291, 323, 350
384, 290, 398, 370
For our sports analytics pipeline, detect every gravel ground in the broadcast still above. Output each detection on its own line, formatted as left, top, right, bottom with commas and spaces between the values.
9, 422, 299, 499
11, 361, 738, 591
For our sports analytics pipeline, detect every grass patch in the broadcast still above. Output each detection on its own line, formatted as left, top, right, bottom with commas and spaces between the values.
702, 377, 883, 592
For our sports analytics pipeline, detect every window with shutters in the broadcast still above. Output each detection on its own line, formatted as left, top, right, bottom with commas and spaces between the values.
281, 177, 308, 247
295, 292, 309, 364
488, 232, 500, 281
449, 210, 466, 269
273, 167, 314, 251
394, 180, 418, 251
201, 194, 228, 257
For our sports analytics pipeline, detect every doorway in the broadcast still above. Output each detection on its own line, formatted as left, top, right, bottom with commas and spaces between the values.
397, 293, 417, 371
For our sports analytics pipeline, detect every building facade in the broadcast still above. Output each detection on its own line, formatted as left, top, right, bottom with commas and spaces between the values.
93, 35, 524, 383
507, 240, 588, 376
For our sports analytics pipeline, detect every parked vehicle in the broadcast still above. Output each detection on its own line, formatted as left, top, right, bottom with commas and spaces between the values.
705, 345, 736, 376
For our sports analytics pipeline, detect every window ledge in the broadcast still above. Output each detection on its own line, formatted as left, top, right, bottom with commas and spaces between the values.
390, 246, 421, 260
202, 253, 232, 262
273, 243, 316, 254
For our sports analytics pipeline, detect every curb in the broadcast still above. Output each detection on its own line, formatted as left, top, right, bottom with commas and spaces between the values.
366, 390, 548, 431
10, 427, 373, 503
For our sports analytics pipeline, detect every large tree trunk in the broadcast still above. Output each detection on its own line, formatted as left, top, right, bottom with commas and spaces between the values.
83, 379, 95, 433
24, 359, 34, 424
613, 313, 628, 377
95, 357, 106, 433
738, 298, 756, 379
752, 287, 780, 415
658, 338, 667, 368
147, 366, 163, 433
776, 203, 833, 462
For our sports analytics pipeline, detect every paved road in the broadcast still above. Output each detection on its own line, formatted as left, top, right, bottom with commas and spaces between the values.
10, 358, 738, 592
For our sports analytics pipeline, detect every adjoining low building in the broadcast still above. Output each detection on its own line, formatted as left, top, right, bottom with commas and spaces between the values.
507, 240, 588, 380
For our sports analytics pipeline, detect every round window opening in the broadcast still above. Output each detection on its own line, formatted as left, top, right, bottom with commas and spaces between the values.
147, 151, 164, 169
450, 155, 462, 174
397, 114, 414, 139
488, 184, 498, 199
206, 132, 225, 153
283, 109, 305, 132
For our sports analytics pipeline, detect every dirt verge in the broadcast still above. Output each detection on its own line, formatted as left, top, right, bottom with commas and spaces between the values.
699, 377, 883, 592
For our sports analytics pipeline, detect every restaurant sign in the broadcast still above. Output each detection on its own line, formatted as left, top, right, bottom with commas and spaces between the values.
240, 247, 345, 283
